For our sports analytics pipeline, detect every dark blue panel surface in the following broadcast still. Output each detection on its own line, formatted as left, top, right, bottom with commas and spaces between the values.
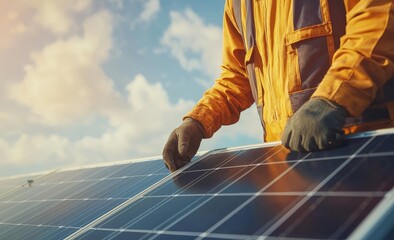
360, 134, 394, 153
186, 150, 243, 171
168, 196, 251, 232
79, 229, 148, 240
0, 159, 168, 240
271, 196, 383, 239
304, 137, 369, 160
321, 156, 394, 192
0, 175, 41, 195
73, 131, 394, 240
265, 158, 344, 192
212, 195, 302, 235
146, 170, 209, 196
0, 224, 76, 240
98, 196, 206, 231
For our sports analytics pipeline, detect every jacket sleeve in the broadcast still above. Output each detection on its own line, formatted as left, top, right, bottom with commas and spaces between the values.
184, 0, 254, 138
312, 0, 394, 117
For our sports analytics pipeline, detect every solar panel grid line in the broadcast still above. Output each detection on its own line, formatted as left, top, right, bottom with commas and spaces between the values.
193, 152, 313, 240
1, 165, 116, 202
0, 223, 79, 240
82, 133, 390, 240
60, 173, 153, 200
67, 149, 251, 239
139, 191, 388, 198
2, 165, 116, 203
121, 150, 254, 223
0, 222, 81, 231
98, 196, 209, 240
0, 169, 57, 199
4, 154, 166, 186
63, 153, 211, 240
147, 147, 302, 240
348, 187, 394, 240
81, 144, 324, 240
0, 199, 81, 236
222, 140, 281, 152
185, 148, 245, 170
155, 152, 386, 200
176, 148, 394, 179
0, 199, 60, 224
0, 158, 169, 240
331, 196, 377, 239
288, 151, 394, 164
105, 196, 180, 231
87, 227, 252, 240
60, 161, 161, 194
68, 145, 285, 240
33, 173, 165, 186
3, 185, 144, 236
145, 151, 249, 197
181, 149, 293, 173
345, 127, 394, 139
258, 135, 376, 239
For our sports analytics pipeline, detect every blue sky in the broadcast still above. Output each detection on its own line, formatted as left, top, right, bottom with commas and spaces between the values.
0, 0, 262, 177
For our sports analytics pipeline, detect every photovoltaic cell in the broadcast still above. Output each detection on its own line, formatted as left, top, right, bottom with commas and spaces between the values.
72, 130, 394, 240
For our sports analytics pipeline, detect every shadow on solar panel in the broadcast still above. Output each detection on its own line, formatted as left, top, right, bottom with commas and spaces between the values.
0, 129, 393, 240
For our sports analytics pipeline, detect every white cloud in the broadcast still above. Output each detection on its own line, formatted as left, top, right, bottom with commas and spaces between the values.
30, 0, 92, 35
161, 9, 222, 81
127, 74, 169, 111
0, 5, 29, 52
10, 10, 121, 126
1, 74, 195, 175
0, 135, 71, 166
95, 74, 194, 155
130, 0, 160, 27
1, 70, 262, 177
139, 0, 160, 23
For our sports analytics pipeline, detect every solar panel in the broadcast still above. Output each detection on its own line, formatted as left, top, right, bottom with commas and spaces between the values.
1, 129, 393, 240
65, 129, 393, 240
0, 158, 169, 240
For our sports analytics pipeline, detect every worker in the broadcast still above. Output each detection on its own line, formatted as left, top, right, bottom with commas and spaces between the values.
163, 0, 394, 172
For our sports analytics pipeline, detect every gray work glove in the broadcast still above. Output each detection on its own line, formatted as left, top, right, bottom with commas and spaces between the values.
281, 98, 348, 152
162, 118, 204, 172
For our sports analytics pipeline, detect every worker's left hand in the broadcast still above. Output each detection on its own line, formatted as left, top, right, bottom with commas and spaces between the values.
281, 97, 348, 152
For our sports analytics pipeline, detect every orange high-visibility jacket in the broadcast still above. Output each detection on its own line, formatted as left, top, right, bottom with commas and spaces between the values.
186, 0, 394, 142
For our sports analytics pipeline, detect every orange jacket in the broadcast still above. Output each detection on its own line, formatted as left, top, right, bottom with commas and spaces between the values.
186, 0, 394, 142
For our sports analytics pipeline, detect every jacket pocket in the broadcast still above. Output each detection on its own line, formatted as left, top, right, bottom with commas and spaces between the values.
285, 23, 332, 113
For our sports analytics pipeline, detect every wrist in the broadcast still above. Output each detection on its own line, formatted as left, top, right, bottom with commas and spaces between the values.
183, 117, 206, 138
310, 97, 348, 117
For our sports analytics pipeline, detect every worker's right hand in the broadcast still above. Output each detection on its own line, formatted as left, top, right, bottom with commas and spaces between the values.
162, 118, 204, 172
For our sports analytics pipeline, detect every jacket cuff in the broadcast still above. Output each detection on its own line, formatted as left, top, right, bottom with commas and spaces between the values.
183, 108, 218, 138
312, 76, 375, 117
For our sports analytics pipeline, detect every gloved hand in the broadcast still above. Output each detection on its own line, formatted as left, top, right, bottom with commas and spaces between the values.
281, 97, 348, 152
162, 118, 204, 172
